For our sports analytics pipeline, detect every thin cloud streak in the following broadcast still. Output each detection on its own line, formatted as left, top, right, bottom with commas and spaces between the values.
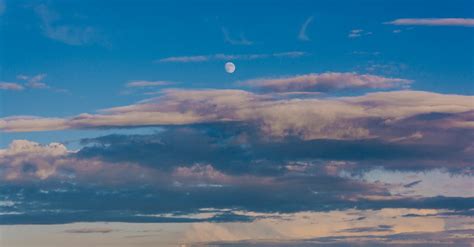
385, 18, 474, 27
222, 27, 253, 45
0, 82, 24, 91
156, 52, 307, 63
125, 80, 174, 88
298, 16, 314, 41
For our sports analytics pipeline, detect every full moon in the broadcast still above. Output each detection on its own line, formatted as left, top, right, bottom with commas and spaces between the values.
225, 62, 236, 73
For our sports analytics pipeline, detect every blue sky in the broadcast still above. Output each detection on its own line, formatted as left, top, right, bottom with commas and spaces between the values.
1, 0, 473, 146
0, 0, 474, 246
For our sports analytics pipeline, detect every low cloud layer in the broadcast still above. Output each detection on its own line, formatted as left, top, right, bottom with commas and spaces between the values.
1, 89, 472, 144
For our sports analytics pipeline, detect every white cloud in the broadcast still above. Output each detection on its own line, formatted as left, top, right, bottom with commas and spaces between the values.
17, 73, 49, 89
156, 51, 307, 63
385, 18, 474, 27
298, 16, 314, 41
348, 29, 372, 38
125, 80, 174, 88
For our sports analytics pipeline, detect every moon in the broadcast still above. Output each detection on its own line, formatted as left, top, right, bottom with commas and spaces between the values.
225, 62, 236, 73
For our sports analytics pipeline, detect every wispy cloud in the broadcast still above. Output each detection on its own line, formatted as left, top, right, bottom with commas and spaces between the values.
0, 74, 51, 91
157, 51, 307, 63
222, 27, 253, 45
34, 4, 106, 46
125, 80, 174, 88
385, 18, 474, 27
348, 29, 372, 38
298, 16, 314, 41
0, 82, 24, 91
17, 74, 49, 89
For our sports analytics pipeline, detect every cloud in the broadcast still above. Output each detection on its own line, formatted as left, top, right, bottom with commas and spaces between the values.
385, 18, 474, 27
34, 4, 106, 46
125, 80, 174, 88
64, 228, 115, 234
222, 27, 253, 45
348, 29, 372, 38
403, 180, 422, 188
1, 90, 473, 144
341, 224, 393, 233
0, 82, 24, 91
17, 74, 48, 89
242, 72, 412, 92
156, 51, 307, 63
298, 16, 314, 41
0, 133, 473, 224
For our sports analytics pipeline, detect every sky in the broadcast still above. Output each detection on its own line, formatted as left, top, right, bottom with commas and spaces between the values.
0, 0, 474, 246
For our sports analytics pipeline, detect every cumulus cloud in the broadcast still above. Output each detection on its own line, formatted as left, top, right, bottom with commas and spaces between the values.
242, 72, 412, 92
0, 139, 154, 183
156, 52, 307, 63
385, 18, 474, 27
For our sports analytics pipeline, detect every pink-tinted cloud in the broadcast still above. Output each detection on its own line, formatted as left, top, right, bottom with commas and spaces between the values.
125, 80, 173, 88
385, 18, 474, 27
0, 82, 24, 91
242, 72, 411, 92
1, 90, 472, 141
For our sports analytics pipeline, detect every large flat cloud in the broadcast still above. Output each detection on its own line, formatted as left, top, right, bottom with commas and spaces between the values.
242, 72, 412, 92
1, 90, 472, 142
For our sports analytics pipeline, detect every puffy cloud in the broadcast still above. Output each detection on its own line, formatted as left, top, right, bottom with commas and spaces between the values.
385, 18, 474, 27
0, 139, 155, 183
243, 72, 411, 92
0, 140, 69, 180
